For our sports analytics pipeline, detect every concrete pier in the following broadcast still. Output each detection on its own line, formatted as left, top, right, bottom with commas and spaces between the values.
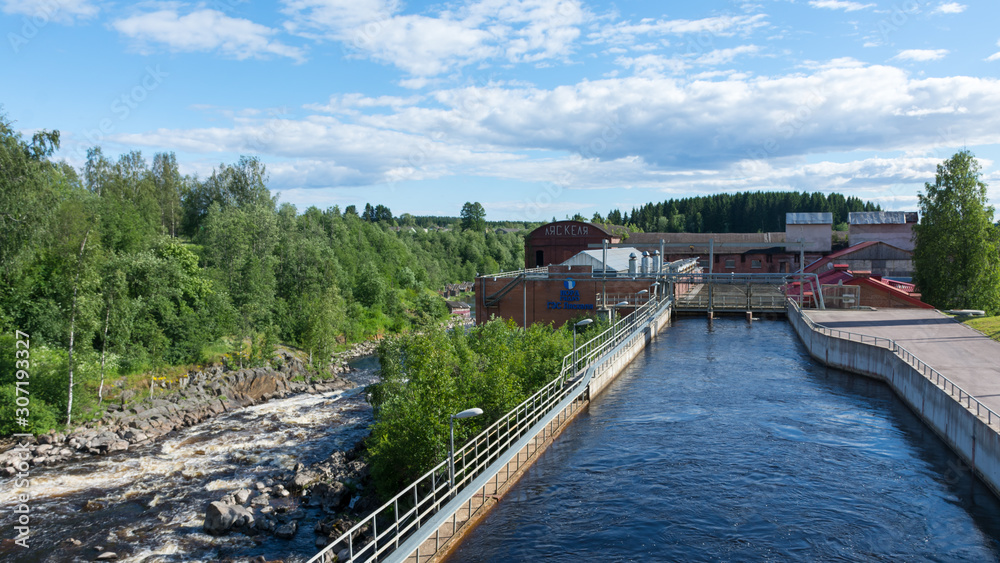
788, 305, 1000, 499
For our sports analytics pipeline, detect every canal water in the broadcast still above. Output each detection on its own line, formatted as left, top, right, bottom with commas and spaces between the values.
448, 318, 1000, 561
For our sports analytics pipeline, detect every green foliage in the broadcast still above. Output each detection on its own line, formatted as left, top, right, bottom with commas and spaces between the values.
913, 151, 1000, 314
460, 202, 487, 232
606, 191, 880, 233
0, 107, 531, 437
366, 319, 571, 496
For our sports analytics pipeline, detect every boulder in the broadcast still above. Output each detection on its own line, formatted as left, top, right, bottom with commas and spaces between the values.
275, 521, 298, 540
234, 489, 252, 505
312, 482, 349, 513
288, 471, 319, 492
204, 501, 254, 535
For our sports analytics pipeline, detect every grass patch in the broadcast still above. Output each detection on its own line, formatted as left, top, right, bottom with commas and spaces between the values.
964, 315, 1000, 343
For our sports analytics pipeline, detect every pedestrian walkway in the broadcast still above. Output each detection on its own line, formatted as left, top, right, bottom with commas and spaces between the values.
803, 309, 1000, 414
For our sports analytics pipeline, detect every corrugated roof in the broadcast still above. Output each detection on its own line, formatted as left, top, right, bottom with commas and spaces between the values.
849, 211, 908, 225
561, 247, 645, 272
786, 212, 833, 225
627, 232, 786, 245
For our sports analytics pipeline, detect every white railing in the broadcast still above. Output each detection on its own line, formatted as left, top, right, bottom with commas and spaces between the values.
789, 299, 1000, 432
309, 294, 673, 563
487, 266, 549, 279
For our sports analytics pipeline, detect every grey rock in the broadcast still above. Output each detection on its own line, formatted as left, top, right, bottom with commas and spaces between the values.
275, 520, 298, 540
288, 471, 319, 491
204, 501, 254, 535
95, 553, 118, 561
234, 489, 252, 505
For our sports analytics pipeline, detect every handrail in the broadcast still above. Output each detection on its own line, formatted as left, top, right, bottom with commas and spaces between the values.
308, 293, 674, 563
483, 273, 524, 307
487, 266, 549, 279
788, 299, 999, 432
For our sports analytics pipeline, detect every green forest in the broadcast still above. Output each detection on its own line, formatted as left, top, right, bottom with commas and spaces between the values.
596, 191, 881, 233
0, 114, 525, 435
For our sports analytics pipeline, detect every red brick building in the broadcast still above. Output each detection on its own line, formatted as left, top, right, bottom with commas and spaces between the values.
524, 221, 620, 268
476, 265, 660, 326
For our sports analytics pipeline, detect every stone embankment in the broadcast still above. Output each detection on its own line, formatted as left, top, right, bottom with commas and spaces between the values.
0, 341, 379, 475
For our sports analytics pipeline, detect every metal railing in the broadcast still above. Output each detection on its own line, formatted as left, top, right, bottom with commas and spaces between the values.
486, 266, 549, 279
309, 293, 674, 563
788, 299, 1000, 432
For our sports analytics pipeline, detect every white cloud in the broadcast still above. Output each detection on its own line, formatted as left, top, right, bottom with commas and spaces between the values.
281, 0, 589, 77
304, 93, 424, 114
989, 40, 1000, 62
893, 49, 949, 62
808, 1, 874, 12
0, 0, 98, 24
932, 3, 966, 14
589, 14, 768, 46
696, 45, 761, 65
113, 9, 305, 62
615, 54, 688, 76
100, 63, 1000, 203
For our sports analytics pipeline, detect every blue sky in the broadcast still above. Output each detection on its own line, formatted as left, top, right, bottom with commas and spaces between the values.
3, 0, 1000, 221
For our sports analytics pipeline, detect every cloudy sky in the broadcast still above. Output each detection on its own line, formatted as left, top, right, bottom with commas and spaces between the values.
3, 0, 999, 221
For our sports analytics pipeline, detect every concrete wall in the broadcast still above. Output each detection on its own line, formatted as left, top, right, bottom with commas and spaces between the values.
787, 305, 1000, 500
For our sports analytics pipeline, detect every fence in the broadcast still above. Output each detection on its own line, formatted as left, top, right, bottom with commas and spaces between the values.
789, 299, 1000, 431
309, 293, 674, 563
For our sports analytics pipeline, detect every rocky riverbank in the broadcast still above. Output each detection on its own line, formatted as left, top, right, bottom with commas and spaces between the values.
0, 339, 381, 476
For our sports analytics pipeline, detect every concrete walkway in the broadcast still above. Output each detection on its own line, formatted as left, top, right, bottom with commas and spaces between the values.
804, 309, 1000, 413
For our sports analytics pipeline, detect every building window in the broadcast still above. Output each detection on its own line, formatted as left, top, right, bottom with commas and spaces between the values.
698, 259, 709, 269
535, 250, 544, 267
752, 259, 762, 269
725, 259, 736, 269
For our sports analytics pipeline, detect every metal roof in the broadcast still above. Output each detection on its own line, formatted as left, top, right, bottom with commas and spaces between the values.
561, 247, 645, 272
849, 211, 909, 225
786, 212, 833, 225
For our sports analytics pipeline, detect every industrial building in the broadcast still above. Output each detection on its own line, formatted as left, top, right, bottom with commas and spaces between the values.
849, 211, 918, 251
476, 214, 927, 327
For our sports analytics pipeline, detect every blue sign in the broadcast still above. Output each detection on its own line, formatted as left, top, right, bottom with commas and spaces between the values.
547, 278, 593, 310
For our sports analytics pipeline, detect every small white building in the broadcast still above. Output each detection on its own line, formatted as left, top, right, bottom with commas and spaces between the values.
561, 247, 654, 275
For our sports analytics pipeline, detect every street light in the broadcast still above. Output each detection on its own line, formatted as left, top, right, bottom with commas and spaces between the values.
450, 408, 484, 494
651, 282, 660, 300
637, 289, 648, 306
612, 300, 628, 335
573, 318, 593, 375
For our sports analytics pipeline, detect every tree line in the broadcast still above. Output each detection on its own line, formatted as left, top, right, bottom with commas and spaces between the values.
594, 191, 881, 233
0, 112, 525, 435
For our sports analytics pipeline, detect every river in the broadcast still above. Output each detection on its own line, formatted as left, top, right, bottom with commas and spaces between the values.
0, 369, 377, 562
448, 318, 1000, 561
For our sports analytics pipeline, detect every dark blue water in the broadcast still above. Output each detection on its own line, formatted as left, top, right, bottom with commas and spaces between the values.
448, 318, 1000, 562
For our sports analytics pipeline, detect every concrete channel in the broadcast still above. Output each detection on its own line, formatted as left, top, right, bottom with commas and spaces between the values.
787, 302, 1000, 500
389, 298, 676, 563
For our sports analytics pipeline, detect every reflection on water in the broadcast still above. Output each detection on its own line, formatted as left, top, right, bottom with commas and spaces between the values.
449, 318, 1000, 562
0, 373, 375, 562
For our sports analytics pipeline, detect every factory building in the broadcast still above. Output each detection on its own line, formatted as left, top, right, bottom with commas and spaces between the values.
849, 212, 918, 251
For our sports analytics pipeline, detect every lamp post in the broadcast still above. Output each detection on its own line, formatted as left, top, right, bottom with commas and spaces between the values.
637, 288, 648, 306
449, 408, 484, 494
612, 300, 628, 336
573, 318, 593, 375
651, 282, 660, 300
